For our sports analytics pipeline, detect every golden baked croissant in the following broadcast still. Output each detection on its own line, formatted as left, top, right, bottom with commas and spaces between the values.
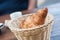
20, 8, 48, 28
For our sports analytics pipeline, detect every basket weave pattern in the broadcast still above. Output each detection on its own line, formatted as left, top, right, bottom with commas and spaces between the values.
9, 14, 54, 40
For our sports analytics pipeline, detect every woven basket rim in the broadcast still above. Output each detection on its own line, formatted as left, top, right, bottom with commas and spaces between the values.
9, 14, 54, 31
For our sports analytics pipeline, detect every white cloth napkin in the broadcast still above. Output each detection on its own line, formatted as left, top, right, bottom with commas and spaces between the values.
10, 12, 22, 20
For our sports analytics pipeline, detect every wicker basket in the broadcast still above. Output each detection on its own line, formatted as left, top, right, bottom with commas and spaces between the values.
7, 14, 54, 40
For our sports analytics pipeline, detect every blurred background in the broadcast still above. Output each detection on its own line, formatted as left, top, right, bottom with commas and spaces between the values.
0, 0, 60, 40
37, 0, 60, 7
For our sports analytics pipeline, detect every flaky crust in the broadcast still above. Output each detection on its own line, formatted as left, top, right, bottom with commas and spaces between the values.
20, 8, 48, 28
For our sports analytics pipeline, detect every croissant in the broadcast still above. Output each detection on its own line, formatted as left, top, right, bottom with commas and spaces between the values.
20, 8, 48, 28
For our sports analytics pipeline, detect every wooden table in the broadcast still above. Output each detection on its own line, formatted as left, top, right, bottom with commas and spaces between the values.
0, 14, 17, 40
